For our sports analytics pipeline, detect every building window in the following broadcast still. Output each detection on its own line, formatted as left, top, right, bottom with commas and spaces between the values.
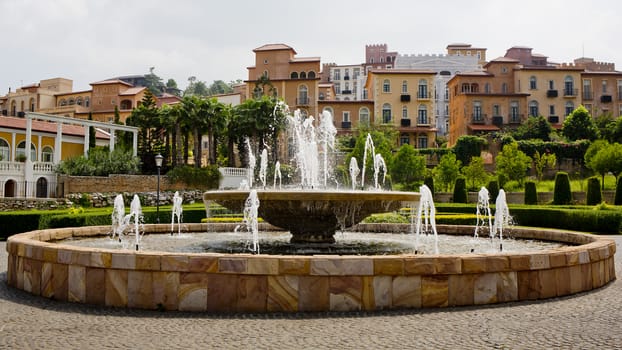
529, 76, 537, 90
549, 80, 555, 90
473, 102, 482, 121
343, 111, 350, 122
502, 83, 508, 93
444, 88, 449, 100
85, 97, 90, 107
344, 68, 350, 79
484, 83, 491, 93
298, 85, 308, 105
0, 138, 9, 162
493, 104, 500, 116
335, 84, 341, 95
477, 51, 481, 60
418, 79, 428, 98
359, 107, 370, 126
402, 106, 408, 119
602, 80, 608, 93
564, 76, 574, 95
383, 79, 391, 93
529, 100, 539, 117
565, 102, 574, 116
68, 98, 75, 105
583, 79, 592, 99
382, 103, 392, 123
59, 99, 67, 106
263, 59, 268, 64
549, 105, 556, 116
76, 97, 83, 106
618, 80, 622, 99
402, 80, 408, 93
418, 136, 428, 149
308, 71, 315, 79
42, 146, 54, 163
362, 89, 368, 100
510, 101, 519, 122
400, 134, 409, 145
353, 68, 360, 79
262, 70, 269, 78
300, 72, 307, 79
418, 105, 428, 125
29, 98, 35, 112
16, 141, 36, 161
333, 70, 341, 81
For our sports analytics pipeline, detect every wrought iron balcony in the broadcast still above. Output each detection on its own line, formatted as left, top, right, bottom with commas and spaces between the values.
400, 94, 411, 102
564, 88, 578, 97
601, 95, 612, 103
546, 90, 558, 98
400, 119, 411, 127
583, 91, 593, 100
296, 97, 310, 105
341, 121, 351, 129
548, 115, 559, 124
492, 116, 503, 126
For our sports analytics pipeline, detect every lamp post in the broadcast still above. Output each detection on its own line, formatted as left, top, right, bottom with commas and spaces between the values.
155, 153, 163, 224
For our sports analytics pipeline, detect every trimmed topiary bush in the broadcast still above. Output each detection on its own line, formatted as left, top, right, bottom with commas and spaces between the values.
487, 180, 499, 203
553, 172, 572, 205
453, 177, 468, 203
586, 176, 602, 206
524, 181, 538, 205
615, 176, 622, 205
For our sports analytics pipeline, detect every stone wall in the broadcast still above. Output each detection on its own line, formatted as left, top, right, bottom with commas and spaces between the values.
0, 198, 74, 212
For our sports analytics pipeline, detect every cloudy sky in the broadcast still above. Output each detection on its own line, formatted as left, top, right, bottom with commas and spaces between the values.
1, 0, 620, 94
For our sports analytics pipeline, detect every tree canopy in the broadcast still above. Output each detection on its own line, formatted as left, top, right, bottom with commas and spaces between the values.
495, 142, 531, 186
562, 105, 599, 141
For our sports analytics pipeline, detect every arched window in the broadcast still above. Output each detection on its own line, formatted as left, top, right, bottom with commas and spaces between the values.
262, 70, 269, 78
29, 98, 35, 112
564, 76, 575, 96
16, 141, 36, 161
10, 101, 16, 116
402, 106, 408, 119
461, 84, 470, 93
42, 146, 54, 163
85, 97, 90, 107
307, 71, 316, 79
529, 76, 537, 90
402, 80, 408, 93
76, 97, 83, 106
418, 79, 428, 98
418, 105, 428, 125
359, 107, 370, 126
382, 103, 392, 123
59, 99, 67, 107
0, 138, 9, 161
529, 100, 539, 117
300, 71, 307, 79
68, 98, 75, 105
120, 100, 133, 110
290, 72, 299, 79
502, 83, 508, 93
382, 79, 391, 93
565, 101, 575, 116
470, 83, 479, 93
484, 83, 491, 94
298, 85, 308, 105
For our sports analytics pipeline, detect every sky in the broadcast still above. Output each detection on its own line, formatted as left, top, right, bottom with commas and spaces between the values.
1, 0, 620, 94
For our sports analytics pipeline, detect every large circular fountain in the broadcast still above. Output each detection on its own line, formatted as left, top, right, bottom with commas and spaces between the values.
203, 190, 419, 244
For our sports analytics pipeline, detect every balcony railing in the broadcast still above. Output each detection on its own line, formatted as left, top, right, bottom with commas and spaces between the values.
296, 97, 310, 105
601, 95, 612, 103
0, 161, 25, 175
341, 121, 351, 129
548, 116, 559, 124
400, 94, 411, 102
471, 114, 486, 124
563, 88, 578, 97
344, 76, 350, 80
33, 162, 55, 174
492, 116, 503, 126
341, 90, 352, 95
583, 91, 593, 100
509, 114, 523, 124
400, 119, 411, 127
417, 92, 432, 100
547, 90, 558, 98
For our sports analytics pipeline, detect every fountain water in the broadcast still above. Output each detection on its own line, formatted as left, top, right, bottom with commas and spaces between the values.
259, 148, 268, 189
349, 157, 360, 191
171, 191, 183, 236
318, 109, 337, 188
360, 133, 375, 189
474, 187, 493, 239
414, 184, 439, 254
246, 138, 255, 188
241, 190, 260, 253
111, 194, 125, 241
287, 110, 320, 188
493, 189, 511, 251
373, 153, 387, 190
127, 194, 144, 250
273, 160, 281, 189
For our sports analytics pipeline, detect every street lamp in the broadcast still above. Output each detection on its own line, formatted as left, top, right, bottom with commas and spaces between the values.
155, 153, 163, 224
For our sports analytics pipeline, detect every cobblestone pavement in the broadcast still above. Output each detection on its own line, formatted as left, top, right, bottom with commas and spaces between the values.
1, 238, 621, 350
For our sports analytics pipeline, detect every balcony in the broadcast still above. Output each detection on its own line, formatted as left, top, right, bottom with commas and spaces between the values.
344, 76, 350, 80
509, 114, 523, 124
563, 88, 578, 97
341, 90, 352, 95
296, 97, 310, 105
492, 116, 503, 126
341, 121, 351, 129
400, 119, 411, 127
601, 95, 612, 103
583, 91, 593, 100
471, 114, 485, 124
400, 94, 411, 102
417, 92, 432, 100
618, 91, 622, 100
17, 111, 25, 118
548, 116, 559, 124
546, 90, 558, 98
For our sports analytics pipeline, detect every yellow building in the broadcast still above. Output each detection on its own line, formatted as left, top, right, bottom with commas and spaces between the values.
246, 44, 320, 118
0, 78, 73, 117
364, 69, 437, 148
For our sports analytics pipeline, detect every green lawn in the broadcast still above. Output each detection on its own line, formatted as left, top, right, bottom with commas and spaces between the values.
535, 174, 617, 192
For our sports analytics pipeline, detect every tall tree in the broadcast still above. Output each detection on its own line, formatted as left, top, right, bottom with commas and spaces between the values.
562, 105, 599, 141
495, 142, 531, 186
87, 112, 96, 149
390, 144, 425, 190
207, 80, 233, 96
512, 115, 553, 141
434, 152, 461, 192
144, 67, 165, 96
453, 135, 486, 165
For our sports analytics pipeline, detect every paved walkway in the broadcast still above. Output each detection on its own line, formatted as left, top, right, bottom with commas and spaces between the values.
1, 238, 621, 350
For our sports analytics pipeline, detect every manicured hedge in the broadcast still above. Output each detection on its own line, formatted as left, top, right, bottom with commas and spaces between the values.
524, 181, 538, 205
453, 177, 467, 203
586, 177, 602, 205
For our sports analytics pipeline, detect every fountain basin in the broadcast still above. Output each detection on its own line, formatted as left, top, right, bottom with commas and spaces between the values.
203, 190, 420, 243
6, 223, 616, 313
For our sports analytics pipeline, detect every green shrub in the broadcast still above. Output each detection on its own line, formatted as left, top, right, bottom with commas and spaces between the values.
166, 165, 221, 189
553, 172, 572, 205
0, 212, 45, 239
524, 181, 538, 205
363, 212, 409, 224
453, 177, 468, 203
615, 176, 622, 205
586, 177, 602, 206
510, 206, 622, 234
487, 180, 499, 203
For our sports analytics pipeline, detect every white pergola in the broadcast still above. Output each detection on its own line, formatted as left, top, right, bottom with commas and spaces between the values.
25, 112, 139, 162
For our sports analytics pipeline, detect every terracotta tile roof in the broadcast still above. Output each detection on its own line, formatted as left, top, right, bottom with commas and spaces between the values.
253, 44, 296, 53
369, 69, 437, 74
467, 124, 500, 131
90, 79, 133, 87
0, 116, 109, 139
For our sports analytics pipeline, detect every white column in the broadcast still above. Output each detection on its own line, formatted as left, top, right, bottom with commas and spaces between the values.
25, 118, 32, 162
109, 127, 115, 152
84, 124, 90, 157
11, 132, 16, 161
55, 123, 62, 164
37, 135, 42, 162
25, 117, 34, 197
132, 130, 138, 157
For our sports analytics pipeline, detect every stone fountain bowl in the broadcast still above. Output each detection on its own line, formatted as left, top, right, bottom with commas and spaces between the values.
203, 190, 421, 243
5, 223, 616, 313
